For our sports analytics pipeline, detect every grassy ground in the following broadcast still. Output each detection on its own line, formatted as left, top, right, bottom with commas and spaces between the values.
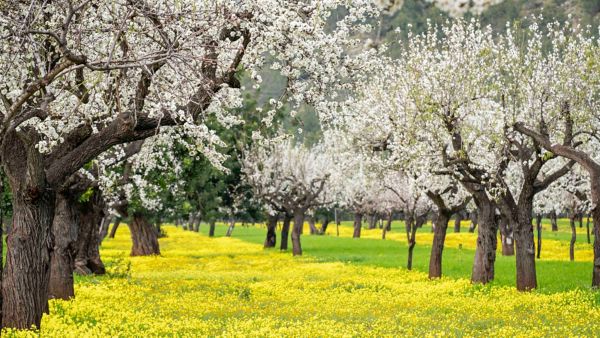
3, 220, 600, 337
200, 219, 595, 293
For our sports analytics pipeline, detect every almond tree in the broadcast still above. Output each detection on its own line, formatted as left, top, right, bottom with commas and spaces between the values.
243, 138, 334, 256
0, 0, 382, 328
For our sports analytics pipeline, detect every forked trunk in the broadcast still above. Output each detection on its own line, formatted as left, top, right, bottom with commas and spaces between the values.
129, 213, 160, 256
429, 212, 450, 279
353, 212, 363, 238
281, 214, 291, 250
382, 213, 393, 240
291, 209, 305, 256
569, 215, 577, 262
48, 193, 78, 300
264, 214, 277, 248
208, 220, 216, 237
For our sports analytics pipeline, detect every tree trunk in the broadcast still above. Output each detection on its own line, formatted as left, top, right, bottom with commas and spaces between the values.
382, 212, 392, 240
550, 211, 558, 231
108, 217, 121, 238
129, 213, 160, 256
429, 212, 450, 279
454, 212, 462, 233
48, 193, 78, 300
536, 214, 542, 259
368, 214, 377, 229
292, 209, 305, 256
570, 215, 577, 262
335, 209, 340, 237
73, 195, 106, 276
321, 216, 330, 234
468, 210, 478, 233
225, 219, 235, 237
499, 216, 514, 256
353, 212, 363, 238
308, 216, 318, 234
208, 220, 216, 237
471, 200, 498, 284
2, 188, 55, 329
586, 214, 591, 244
406, 215, 420, 270
264, 214, 277, 248
281, 214, 291, 250
513, 206, 537, 291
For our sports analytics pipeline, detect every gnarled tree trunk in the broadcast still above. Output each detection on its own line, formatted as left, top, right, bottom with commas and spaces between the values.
291, 209, 305, 256
429, 212, 450, 279
129, 212, 160, 256
2, 185, 54, 329
471, 199, 498, 284
499, 216, 514, 256
264, 214, 277, 248
281, 214, 291, 250
2, 135, 55, 329
353, 212, 363, 238
321, 216, 330, 234
48, 193, 78, 300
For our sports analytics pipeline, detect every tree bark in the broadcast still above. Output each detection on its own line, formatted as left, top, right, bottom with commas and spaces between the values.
353, 212, 363, 238
264, 214, 277, 248
2, 187, 54, 329
129, 212, 160, 256
471, 198, 498, 284
513, 205, 537, 291
550, 211, 558, 231
429, 212, 450, 279
291, 209, 305, 256
208, 220, 216, 237
570, 214, 577, 262
281, 214, 291, 250
48, 193, 78, 300
73, 195, 106, 275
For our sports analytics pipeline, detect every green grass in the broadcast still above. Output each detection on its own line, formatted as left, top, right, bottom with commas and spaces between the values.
193, 219, 596, 293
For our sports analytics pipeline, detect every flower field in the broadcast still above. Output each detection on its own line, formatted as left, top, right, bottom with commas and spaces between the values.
4, 223, 600, 337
